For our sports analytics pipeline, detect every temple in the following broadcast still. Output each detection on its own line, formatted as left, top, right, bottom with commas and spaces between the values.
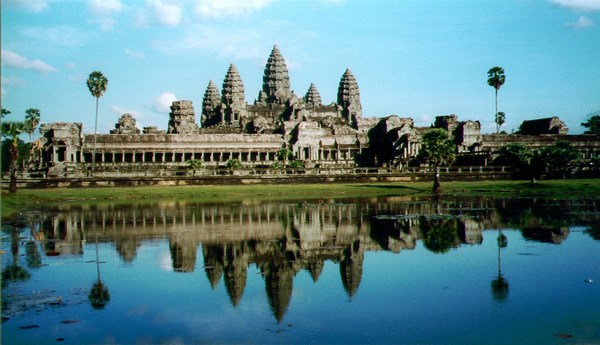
32, 45, 600, 179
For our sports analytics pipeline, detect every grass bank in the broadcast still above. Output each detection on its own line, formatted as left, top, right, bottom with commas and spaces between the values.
2, 179, 599, 219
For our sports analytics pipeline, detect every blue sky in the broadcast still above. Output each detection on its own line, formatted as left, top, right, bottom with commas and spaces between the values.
2, 0, 599, 135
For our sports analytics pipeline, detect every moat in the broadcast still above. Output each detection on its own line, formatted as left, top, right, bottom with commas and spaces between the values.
2, 196, 599, 344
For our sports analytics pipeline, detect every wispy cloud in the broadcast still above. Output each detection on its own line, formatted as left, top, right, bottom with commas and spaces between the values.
147, 0, 183, 26
1, 76, 27, 88
125, 49, 145, 59
111, 106, 144, 119
152, 24, 265, 61
4, 0, 50, 12
22, 25, 91, 47
551, 0, 600, 11
194, 0, 272, 19
1, 49, 57, 74
568, 15, 595, 27
88, 0, 123, 31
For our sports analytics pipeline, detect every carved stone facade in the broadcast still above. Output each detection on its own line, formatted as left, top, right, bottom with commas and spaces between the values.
34, 46, 600, 178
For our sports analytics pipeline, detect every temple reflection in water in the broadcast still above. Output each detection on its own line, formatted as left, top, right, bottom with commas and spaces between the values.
23, 197, 599, 322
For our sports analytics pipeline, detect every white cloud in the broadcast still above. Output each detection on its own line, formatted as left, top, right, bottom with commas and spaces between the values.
1, 49, 57, 74
154, 92, 177, 113
88, 0, 123, 30
415, 114, 433, 126
194, 0, 272, 19
89, 0, 123, 14
147, 0, 183, 26
125, 49, 145, 59
551, 0, 600, 11
568, 15, 595, 27
4, 0, 49, 12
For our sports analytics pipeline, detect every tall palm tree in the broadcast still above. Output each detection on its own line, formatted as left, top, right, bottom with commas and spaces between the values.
24, 108, 41, 143
487, 66, 506, 140
1, 121, 26, 193
86, 71, 109, 172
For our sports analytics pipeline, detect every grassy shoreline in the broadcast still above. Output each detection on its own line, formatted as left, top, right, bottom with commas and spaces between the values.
2, 179, 600, 219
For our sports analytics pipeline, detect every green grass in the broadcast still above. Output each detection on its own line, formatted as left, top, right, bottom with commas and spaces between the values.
2, 179, 600, 219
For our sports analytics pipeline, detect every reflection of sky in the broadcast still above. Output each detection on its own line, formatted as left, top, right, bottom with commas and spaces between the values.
2, 215, 599, 344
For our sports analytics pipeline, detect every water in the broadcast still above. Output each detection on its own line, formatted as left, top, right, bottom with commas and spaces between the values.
2, 196, 599, 344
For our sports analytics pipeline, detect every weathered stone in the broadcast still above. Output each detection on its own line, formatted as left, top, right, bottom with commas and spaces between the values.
111, 114, 141, 134
337, 68, 362, 127
304, 83, 322, 109
201, 80, 221, 128
168, 100, 199, 134
260, 45, 292, 105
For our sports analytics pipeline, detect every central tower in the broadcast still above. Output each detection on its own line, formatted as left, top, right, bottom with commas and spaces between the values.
259, 45, 292, 105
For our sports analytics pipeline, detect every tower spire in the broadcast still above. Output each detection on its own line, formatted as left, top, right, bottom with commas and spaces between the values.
260, 45, 291, 104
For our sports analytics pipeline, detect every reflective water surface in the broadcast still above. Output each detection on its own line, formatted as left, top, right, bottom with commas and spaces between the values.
2, 196, 599, 344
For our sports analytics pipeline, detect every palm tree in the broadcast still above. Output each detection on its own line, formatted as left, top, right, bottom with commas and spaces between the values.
1, 121, 26, 193
418, 128, 456, 193
487, 66, 506, 140
24, 108, 41, 143
86, 71, 109, 172
495, 111, 505, 138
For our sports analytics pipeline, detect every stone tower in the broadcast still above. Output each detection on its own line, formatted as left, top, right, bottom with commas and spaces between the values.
201, 80, 221, 127
337, 68, 362, 128
221, 64, 247, 125
259, 45, 292, 105
167, 100, 199, 134
304, 83, 322, 109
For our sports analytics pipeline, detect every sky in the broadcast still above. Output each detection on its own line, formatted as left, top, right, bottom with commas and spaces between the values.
2, 0, 600, 136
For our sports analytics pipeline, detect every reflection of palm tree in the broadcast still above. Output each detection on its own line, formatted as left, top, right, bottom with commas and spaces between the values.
491, 229, 509, 302
89, 222, 110, 309
2, 228, 31, 288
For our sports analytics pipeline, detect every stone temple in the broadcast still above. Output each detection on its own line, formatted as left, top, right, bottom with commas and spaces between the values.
36, 45, 599, 178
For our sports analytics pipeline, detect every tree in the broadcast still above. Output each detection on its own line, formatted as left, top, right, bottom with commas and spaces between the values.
226, 158, 242, 171
495, 111, 506, 136
186, 159, 203, 175
24, 108, 41, 143
87, 71, 109, 172
1, 121, 26, 193
276, 147, 293, 167
487, 66, 506, 139
497, 143, 531, 179
581, 115, 600, 136
419, 128, 456, 193
1, 108, 10, 119
540, 140, 580, 179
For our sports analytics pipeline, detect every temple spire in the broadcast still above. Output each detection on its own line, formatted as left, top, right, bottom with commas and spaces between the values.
260, 45, 291, 104
304, 83, 322, 108
337, 68, 362, 126
222, 64, 245, 107
221, 64, 247, 125
201, 80, 221, 127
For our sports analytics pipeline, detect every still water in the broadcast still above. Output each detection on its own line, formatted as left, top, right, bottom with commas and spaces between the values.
2, 196, 599, 344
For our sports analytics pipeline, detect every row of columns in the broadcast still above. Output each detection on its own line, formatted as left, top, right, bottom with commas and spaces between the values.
82, 150, 279, 164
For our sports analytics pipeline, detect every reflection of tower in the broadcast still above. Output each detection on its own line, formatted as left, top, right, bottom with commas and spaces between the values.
340, 240, 364, 298
223, 244, 248, 307
169, 235, 199, 273
264, 263, 294, 323
202, 244, 224, 289
306, 259, 324, 282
